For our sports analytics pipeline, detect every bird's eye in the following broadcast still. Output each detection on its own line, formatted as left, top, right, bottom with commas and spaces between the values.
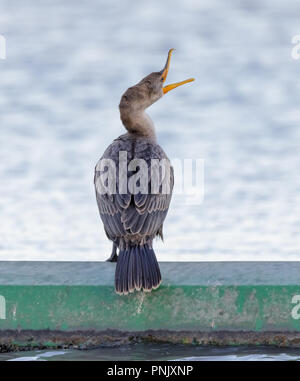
160, 77, 164, 82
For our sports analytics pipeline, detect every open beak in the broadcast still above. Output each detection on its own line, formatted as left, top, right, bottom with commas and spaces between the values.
161, 49, 195, 94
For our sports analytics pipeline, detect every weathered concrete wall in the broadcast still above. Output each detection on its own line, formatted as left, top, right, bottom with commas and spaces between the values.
1, 262, 300, 350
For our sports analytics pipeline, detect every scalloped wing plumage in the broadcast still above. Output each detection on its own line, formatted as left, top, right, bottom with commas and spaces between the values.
94, 134, 173, 245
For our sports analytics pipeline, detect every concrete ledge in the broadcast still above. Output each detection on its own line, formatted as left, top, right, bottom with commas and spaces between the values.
1, 262, 300, 350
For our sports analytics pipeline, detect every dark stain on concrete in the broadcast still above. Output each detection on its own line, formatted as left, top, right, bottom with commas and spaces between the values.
2, 329, 300, 352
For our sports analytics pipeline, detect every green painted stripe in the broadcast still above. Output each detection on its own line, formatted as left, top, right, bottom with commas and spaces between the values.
0, 285, 300, 332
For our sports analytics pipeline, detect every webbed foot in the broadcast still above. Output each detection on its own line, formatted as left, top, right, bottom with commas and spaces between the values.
106, 243, 118, 262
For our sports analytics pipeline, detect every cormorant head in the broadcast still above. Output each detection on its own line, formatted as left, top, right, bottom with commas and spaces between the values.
119, 49, 195, 113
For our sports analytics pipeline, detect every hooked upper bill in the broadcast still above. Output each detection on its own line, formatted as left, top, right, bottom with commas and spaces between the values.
161, 49, 195, 94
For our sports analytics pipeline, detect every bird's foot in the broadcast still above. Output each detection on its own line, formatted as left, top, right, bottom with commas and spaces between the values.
106, 253, 118, 262
106, 243, 118, 262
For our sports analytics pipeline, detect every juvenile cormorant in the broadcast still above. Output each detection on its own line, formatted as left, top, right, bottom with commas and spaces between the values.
94, 49, 194, 294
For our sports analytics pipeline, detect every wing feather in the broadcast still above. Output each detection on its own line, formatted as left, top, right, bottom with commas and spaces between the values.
94, 135, 174, 242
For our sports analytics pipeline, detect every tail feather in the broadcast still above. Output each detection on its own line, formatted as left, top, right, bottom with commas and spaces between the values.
141, 247, 149, 290
115, 245, 161, 295
148, 248, 159, 288
150, 248, 161, 289
135, 247, 142, 291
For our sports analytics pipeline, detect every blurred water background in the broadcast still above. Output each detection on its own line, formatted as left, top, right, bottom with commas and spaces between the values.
1, 0, 300, 261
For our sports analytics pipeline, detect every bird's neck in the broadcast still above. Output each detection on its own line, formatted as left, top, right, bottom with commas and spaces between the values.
120, 108, 157, 142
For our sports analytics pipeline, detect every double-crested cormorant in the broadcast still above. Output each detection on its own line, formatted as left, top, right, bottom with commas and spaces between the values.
94, 49, 194, 294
